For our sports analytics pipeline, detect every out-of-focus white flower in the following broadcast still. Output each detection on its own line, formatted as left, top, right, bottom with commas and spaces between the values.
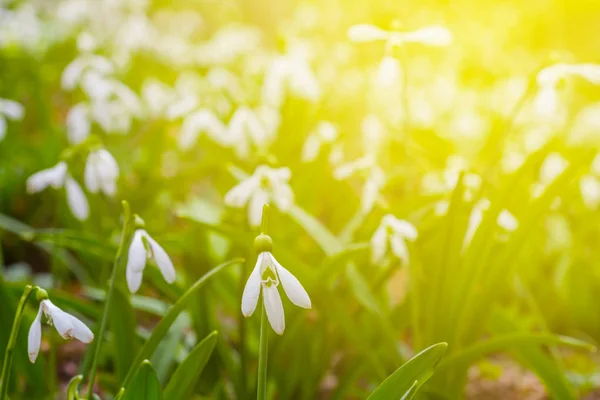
228, 106, 280, 158
375, 56, 402, 88
301, 121, 338, 162
534, 63, 600, 116
262, 55, 321, 107
84, 149, 119, 196
361, 166, 386, 213
142, 79, 175, 118
569, 103, 600, 145
26, 162, 89, 221
497, 210, 518, 231
61, 55, 114, 91
178, 109, 227, 150
28, 298, 94, 363
540, 153, 568, 184
242, 247, 311, 335
371, 214, 417, 265
225, 165, 294, 227
333, 155, 374, 180
581, 175, 600, 209
362, 114, 386, 156
194, 25, 262, 66
126, 228, 176, 293
464, 200, 518, 249
66, 103, 91, 144
421, 155, 481, 201
26, 162, 68, 194
0, 98, 24, 141
348, 23, 452, 47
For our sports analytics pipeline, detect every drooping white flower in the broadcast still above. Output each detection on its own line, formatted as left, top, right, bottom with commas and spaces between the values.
61, 54, 114, 91
333, 155, 386, 213
224, 166, 294, 227
141, 78, 175, 118
347, 23, 452, 47
371, 214, 418, 265
301, 121, 338, 163
0, 98, 24, 141
84, 149, 119, 196
242, 250, 311, 335
28, 299, 94, 363
126, 229, 176, 293
26, 162, 89, 221
66, 103, 91, 144
178, 109, 227, 150
463, 200, 518, 249
262, 55, 321, 107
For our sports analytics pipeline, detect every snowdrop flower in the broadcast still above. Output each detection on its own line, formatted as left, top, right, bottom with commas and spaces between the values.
61, 55, 114, 91
534, 63, 600, 116
126, 228, 176, 293
26, 162, 89, 221
301, 121, 338, 162
0, 98, 24, 141
242, 234, 311, 335
28, 297, 93, 363
141, 79, 175, 118
84, 148, 119, 196
371, 214, 417, 265
178, 109, 227, 150
497, 210, 519, 232
375, 56, 402, 88
227, 106, 281, 158
66, 103, 91, 144
224, 166, 294, 228
262, 55, 321, 107
463, 201, 518, 249
333, 156, 386, 213
347, 23, 452, 47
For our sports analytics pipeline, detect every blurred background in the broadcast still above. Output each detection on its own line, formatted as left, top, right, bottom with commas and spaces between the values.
2, 0, 600, 399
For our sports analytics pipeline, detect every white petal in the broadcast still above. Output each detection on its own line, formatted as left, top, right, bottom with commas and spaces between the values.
534, 85, 559, 117
271, 183, 294, 212
370, 224, 388, 264
65, 313, 94, 343
388, 218, 418, 241
0, 117, 5, 142
272, 254, 311, 309
26, 162, 68, 193
65, 177, 89, 221
43, 300, 75, 340
347, 24, 389, 43
145, 233, 176, 284
407, 25, 453, 46
126, 230, 147, 293
241, 254, 263, 317
263, 283, 285, 335
84, 154, 100, 194
390, 235, 410, 264
27, 306, 43, 363
0, 99, 24, 120
302, 134, 321, 163
66, 103, 90, 144
248, 189, 269, 228
224, 177, 258, 208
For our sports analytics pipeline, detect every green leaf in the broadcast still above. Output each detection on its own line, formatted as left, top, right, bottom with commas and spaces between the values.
122, 360, 163, 400
152, 313, 188, 383
400, 381, 419, 400
345, 263, 381, 314
288, 205, 343, 256
66, 375, 83, 400
108, 287, 138, 382
120, 259, 242, 389
437, 333, 595, 373
163, 331, 218, 399
367, 342, 448, 400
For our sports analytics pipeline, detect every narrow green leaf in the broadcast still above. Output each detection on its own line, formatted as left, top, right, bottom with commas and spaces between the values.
288, 205, 343, 256
152, 313, 188, 383
66, 375, 83, 400
367, 342, 448, 400
345, 263, 381, 314
108, 287, 138, 382
163, 331, 218, 399
120, 259, 242, 388
437, 333, 595, 372
122, 360, 162, 400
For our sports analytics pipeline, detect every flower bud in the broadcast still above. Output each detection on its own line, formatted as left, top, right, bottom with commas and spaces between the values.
254, 233, 273, 253
35, 288, 49, 302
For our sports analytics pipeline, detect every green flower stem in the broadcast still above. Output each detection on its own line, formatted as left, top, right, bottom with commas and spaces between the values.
257, 304, 268, 400
0, 284, 35, 400
256, 203, 269, 400
86, 201, 133, 400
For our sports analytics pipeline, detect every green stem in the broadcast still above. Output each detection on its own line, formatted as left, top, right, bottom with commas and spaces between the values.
86, 201, 132, 400
0, 285, 35, 400
261, 204, 269, 234
257, 304, 268, 400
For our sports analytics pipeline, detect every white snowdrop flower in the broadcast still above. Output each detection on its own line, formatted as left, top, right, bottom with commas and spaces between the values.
225, 166, 294, 228
376, 56, 402, 88
0, 98, 24, 141
141, 79, 175, 118
65, 176, 89, 221
126, 228, 176, 293
165, 93, 199, 120
301, 121, 338, 163
347, 24, 390, 42
228, 106, 280, 158
497, 210, 518, 232
66, 103, 91, 144
540, 153, 568, 184
76, 31, 97, 53
84, 149, 119, 196
242, 236, 311, 335
333, 155, 374, 180
26, 162, 68, 194
91, 100, 133, 134
580, 175, 600, 209
61, 55, 114, 91
371, 214, 418, 265
28, 299, 94, 363
262, 55, 321, 107
178, 109, 227, 150
394, 25, 453, 47
361, 166, 386, 213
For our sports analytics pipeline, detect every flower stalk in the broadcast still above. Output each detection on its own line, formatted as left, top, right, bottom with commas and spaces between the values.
257, 204, 269, 400
86, 200, 133, 399
0, 285, 35, 400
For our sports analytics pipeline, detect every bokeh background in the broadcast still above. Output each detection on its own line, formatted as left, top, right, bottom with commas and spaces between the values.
2, 0, 600, 399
